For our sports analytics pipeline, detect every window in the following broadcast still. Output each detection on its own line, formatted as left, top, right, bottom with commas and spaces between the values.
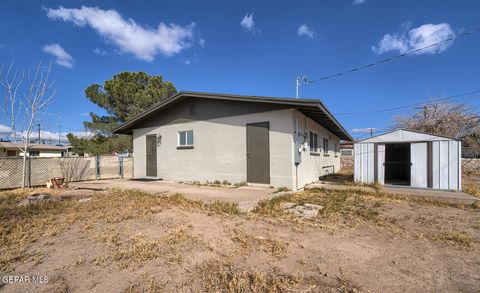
334, 142, 339, 157
340, 149, 353, 156
178, 130, 194, 149
29, 151, 40, 157
323, 137, 329, 155
309, 131, 319, 154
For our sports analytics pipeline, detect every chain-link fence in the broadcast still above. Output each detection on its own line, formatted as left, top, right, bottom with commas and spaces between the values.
0, 155, 133, 189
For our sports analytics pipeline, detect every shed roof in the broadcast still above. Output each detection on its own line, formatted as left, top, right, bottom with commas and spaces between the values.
356, 129, 460, 143
113, 91, 353, 141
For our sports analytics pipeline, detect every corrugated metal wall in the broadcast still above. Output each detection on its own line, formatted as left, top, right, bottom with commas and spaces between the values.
431, 140, 461, 190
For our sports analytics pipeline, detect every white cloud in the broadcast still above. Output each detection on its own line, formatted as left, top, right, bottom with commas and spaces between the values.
351, 128, 376, 134
353, 0, 366, 4
198, 38, 205, 48
372, 23, 455, 55
297, 24, 314, 39
241, 13, 258, 33
46, 6, 195, 62
41, 43, 75, 68
93, 48, 106, 55
0, 124, 13, 135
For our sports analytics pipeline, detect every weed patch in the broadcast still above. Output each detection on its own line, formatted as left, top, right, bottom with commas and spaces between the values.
230, 229, 289, 258
429, 231, 474, 248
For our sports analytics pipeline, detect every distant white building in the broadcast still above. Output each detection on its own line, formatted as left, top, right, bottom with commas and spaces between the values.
0, 141, 66, 157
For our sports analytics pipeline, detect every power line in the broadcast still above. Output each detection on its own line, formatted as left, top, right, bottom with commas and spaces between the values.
334, 89, 480, 118
306, 27, 480, 84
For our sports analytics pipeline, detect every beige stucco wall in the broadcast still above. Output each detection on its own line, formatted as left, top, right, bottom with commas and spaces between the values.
133, 108, 295, 188
292, 111, 341, 189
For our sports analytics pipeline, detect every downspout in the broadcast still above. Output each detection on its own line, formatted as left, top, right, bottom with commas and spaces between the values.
294, 109, 300, 191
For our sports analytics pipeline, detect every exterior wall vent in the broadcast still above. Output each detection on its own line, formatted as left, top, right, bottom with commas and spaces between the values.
189, 104, 196, 116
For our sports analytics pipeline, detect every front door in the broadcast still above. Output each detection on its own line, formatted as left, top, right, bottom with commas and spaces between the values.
146, 135, 157, 177
246, 122, 270, 184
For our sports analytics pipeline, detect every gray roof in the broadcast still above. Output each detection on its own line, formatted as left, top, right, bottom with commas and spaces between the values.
0, 141, 66, 151
113, 91, 353, 141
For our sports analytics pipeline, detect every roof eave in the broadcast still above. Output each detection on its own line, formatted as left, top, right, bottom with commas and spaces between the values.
112, 92, 352, 141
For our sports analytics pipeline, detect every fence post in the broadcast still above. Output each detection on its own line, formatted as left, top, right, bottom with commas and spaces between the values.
119, 156, 124, 179
95, 155, 100, 180
28, 157, 32, 188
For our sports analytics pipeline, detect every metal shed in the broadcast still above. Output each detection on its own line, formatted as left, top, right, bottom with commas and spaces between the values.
354, 129, 462, 190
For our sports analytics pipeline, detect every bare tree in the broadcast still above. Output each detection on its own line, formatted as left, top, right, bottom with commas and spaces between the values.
0, 60, 24, 141
0, 61, 56, 188
394, 101, 480, 154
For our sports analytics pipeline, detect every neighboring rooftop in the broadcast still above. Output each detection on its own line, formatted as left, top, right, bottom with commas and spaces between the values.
0, 141, 67, 151
113, 91, 353, 141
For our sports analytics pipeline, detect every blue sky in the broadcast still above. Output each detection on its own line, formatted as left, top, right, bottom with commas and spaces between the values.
1, 0, 479, 142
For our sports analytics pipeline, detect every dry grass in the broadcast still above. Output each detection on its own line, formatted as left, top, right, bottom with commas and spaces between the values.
253, 188, 385, 225
463, 183, 480, 198
273, 187, 291, 193
230, 229, 289, 258
429, 231, 474, 248
194, 260, 300, 293
0, 188, 240, 271
252, 187, 480, 242
112, 229, 198, 267
194, 260, 360, 293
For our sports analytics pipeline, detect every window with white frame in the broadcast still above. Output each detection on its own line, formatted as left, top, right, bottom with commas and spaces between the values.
309, 131, 319, 154
178, 130, 194, 148
334, 142, 339, 157
323, 137, 329, 155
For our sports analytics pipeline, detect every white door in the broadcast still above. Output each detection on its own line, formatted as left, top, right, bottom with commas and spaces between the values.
377, 144, 385, 184
411, 142, 428, 188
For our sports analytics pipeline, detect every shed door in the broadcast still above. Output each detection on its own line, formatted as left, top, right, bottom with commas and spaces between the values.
246, 122, 270, 184
146, 135, 157, 177
411, 142, 428, 188
377, 144, 385, 184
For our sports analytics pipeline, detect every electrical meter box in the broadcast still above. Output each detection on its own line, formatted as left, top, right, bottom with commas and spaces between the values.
294, 141, 302, 165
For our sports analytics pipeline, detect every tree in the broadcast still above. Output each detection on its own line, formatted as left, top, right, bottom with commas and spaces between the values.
394, 101, 480, 154
68, 72, 176, 155
0, 61, 56, 188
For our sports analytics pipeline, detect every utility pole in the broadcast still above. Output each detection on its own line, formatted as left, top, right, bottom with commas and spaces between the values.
58, 125, 61, 146
296, 75, 308, 99
37, 123, 41, 144
56, 113, 61, 146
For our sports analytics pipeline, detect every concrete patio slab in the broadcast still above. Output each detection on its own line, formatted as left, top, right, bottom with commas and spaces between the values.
70, 179, 275, 210
307, 181, 479, 205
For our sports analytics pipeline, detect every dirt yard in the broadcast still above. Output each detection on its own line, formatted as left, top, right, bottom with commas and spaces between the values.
0, 186, 479, 292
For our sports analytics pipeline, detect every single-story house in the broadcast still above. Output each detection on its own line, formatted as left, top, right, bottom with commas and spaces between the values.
0, 141, 66, 157
354, 129, 462, 190
113, 91, 352, 190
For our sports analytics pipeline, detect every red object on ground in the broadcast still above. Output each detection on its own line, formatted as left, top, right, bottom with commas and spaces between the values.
51, 177, 65, 188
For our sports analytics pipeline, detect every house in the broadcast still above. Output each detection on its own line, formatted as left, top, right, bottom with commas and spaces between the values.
354, 129, 462, 190
113, 92, 352, 191
0, 141, 66, 157
340, 141, 354, 156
